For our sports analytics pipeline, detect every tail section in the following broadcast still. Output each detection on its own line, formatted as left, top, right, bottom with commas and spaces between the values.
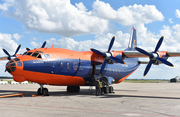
127, 27, 137, 51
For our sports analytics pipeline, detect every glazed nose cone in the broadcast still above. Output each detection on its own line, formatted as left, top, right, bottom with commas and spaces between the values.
6, 60, 16, 73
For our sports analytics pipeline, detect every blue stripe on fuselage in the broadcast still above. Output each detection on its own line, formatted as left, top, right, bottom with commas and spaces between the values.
23, 58, 140, 84
23, 59, 91, 77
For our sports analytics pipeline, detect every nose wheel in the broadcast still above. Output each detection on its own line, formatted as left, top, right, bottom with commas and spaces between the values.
37, 84, 49, 96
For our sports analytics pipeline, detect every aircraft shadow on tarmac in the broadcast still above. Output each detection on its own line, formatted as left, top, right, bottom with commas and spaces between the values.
1, 89, 180, 100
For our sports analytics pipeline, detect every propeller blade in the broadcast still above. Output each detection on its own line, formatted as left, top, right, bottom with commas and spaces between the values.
144, 60, 153, 76
135, 47, 152, 57
107, 36, 115, 52
156, 57, 174, 67
2, 49, 10, 57
99, 59, 107, 76
90, 48, 104, 56
26, 47, 30, 51
41, 41, 47, 48
14, 44, 21, 56
154, 36, 164, 53
109, 56, 125, 64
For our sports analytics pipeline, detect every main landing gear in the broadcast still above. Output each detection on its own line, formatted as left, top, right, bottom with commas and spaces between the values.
103, 85, 114, 94
67, 86, 80, 92
37, 84, 49, 96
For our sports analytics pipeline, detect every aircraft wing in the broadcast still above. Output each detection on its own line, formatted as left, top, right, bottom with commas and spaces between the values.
123, 51, 180, 58
0, 56, 8, 60
166, 52, 180, 57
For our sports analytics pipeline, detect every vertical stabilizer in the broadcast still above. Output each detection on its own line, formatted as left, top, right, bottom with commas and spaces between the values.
127, 27, 137, 51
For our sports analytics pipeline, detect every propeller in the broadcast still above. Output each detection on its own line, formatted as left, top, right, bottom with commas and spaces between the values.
134, 36, 174, 76
26, 41, 47, 51
91, 36, 125, 76
2, 44, 21, 60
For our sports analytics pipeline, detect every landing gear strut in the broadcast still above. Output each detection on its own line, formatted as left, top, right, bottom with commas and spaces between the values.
37, 84, 49, 96
67, 86, 80, 92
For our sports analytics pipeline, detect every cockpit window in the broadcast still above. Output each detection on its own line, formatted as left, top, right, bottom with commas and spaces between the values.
22, 51, 43, 59
27, 52, 33, 55
37, 54, 42, 58
14, 58, 20, 61
23, 52, 27, 55
46, 54, 50, 58
32, 53, 39, 57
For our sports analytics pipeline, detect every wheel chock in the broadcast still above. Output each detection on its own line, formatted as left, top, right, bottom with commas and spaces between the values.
32, 94, 44, 97
0, 93, 24, 98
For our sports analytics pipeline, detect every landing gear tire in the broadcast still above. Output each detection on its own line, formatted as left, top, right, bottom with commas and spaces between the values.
104, 86, 109, 94
37, 88, 42, 95
42, 88, 49, 96
67, 86, 80, 92
109, 86, 114, 93
37, 88, 49, 96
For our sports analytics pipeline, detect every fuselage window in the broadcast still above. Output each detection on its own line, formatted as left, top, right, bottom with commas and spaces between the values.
27, 52, 33, 55
67, 63, 70, 69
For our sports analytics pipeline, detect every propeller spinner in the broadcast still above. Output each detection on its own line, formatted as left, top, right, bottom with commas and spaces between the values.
91, 36, 125, 76
134, 36, 174, 76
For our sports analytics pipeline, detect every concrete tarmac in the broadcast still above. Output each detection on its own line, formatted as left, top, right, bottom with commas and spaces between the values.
0, 83, 180, 117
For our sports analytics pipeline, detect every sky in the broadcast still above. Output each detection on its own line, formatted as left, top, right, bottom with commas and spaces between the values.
0, 0, 180, 79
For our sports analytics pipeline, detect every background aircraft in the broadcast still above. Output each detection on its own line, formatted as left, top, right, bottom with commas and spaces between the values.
1, 27, 180, 96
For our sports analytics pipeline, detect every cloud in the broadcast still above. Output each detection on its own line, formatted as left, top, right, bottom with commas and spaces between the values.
0, 0, 108, 37
46, 31, 130, 51
75, 2, 87, 11
0, 0, 165, 38
175, 9, 180, 18
30, 41, 40, 48
13, 33, 21, 41
0, 33, 18, 56
169, 18, 173, 24
92, 1, 164, 26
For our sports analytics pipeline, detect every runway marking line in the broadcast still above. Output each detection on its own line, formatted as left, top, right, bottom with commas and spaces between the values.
0, 93, 24, 98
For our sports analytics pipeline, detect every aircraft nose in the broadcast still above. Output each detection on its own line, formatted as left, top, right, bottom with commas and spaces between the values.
6, 60, 16, 73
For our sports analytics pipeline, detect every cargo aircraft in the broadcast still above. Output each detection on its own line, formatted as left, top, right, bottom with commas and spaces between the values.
1, 27, 180, 96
